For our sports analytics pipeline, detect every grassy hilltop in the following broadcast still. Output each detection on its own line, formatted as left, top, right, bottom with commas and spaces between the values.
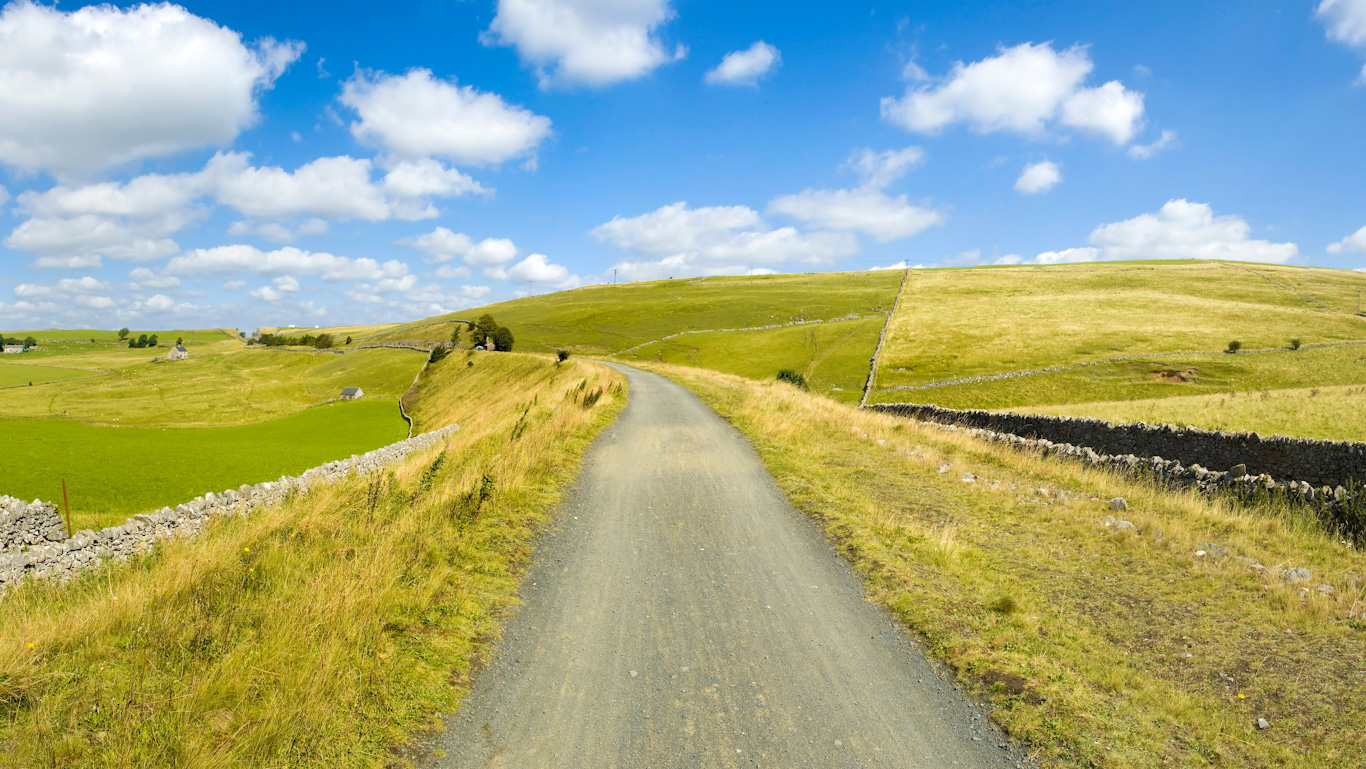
363, 270, 904, 402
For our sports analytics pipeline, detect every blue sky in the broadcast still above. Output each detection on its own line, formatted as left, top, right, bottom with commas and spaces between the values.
0, 0, 1363, 331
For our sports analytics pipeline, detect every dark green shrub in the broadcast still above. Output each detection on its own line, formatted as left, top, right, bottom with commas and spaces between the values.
557, 349, 570, 363
1225, 340, 1242, 354
776, 368, 808, 390
1290, 338, 1301, 350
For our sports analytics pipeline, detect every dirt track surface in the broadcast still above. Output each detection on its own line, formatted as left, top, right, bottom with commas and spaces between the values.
431, 364, 1028, 768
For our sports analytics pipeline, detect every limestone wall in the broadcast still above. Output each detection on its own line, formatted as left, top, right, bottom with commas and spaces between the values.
0, 424, 458, 593
868, 403, 1366, 489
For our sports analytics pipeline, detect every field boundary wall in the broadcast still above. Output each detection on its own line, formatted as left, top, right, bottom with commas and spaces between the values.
0, 425, 458, 594
868, 402, 1366, 490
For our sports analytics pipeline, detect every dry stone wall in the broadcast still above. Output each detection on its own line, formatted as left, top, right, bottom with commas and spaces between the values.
868, 403, 1366, 490
0, 424, 458, 594
870, 404, 1366, 543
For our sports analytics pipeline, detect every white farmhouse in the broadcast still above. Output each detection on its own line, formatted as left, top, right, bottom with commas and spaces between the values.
166, 345, 189, 361
340, 386, 364, 401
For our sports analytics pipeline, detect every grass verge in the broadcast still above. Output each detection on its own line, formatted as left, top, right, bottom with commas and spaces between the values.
638, 361, 1366, 768
0, 352, 625, 768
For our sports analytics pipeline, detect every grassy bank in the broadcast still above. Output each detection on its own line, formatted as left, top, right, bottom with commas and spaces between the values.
872, 343, 1366, 411
2, 401, 408, 530
641, 362, 1366, 768
0, 346, 425, 428
0, 352, 625, 768
873, 261, 1366, 394
1024, 384, 1366, 443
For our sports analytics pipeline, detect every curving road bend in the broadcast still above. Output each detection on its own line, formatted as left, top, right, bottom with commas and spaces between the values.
431, 363, 1027, 768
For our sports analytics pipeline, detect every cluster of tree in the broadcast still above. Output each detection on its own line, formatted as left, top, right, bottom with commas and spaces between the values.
2, 336, 37, 348
251, 333, 334, 349
456, 314, 514, 352
127, 333, 159, 349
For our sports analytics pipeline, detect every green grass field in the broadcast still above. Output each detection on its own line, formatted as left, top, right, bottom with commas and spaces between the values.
0, 346, 426, 427
0, 363, 97, 388
1025, 383, 1366, 442
2, 400, 407, 530
871, 343, 1366, 410
399, 270, 903, 355
3, 328, 237, 342
622, 316, 885, 402
872, 261, 1366, 395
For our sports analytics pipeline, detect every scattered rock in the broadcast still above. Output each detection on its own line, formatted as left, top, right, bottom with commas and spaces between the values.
1111, 520, 1138, 535
1228, 464, 1248, 478
961, 472, 977, 483
1316, 584, 1334, 595
938, 464, 950, 474
1257, 718, 1270, 730
1109, 497, 1128, 511
1281, 567, 1312, 584
1197, 542, 1229, 558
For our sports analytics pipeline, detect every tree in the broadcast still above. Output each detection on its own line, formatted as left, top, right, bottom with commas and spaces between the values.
450, 323, 464, 346
345, 335, 352, 345
176, 337, 183, 345
428, 346, 448, 364
315, 334, 334, 349
22, 336, 36, 349
147, 334, 158, 347
138, 333, 149, 347
492, 326, 514, 352
474, 314, 499, 347
118, 328, 130, 340
1226, 340, 1242, 354
1290, 338, 1302, 350
557, 350, 570, 363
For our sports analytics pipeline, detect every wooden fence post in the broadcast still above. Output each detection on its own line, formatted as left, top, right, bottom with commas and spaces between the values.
61, 478, 73, 538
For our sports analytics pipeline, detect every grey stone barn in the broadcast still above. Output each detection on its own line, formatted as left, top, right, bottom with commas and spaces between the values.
166, 345, 188, 361
340, 386, 364, 401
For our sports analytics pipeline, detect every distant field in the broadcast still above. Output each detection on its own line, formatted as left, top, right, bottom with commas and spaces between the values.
3, 328, 237, 341
400, 271, 903, 355
259, 323, 396, 339
0, 363, 98, 388
359, 321, 460, 345
1025, 383, 1366, 443
0, 401, 407, 530
621, 316, 885, 403
872, 261, 1366, 397
0, 346, 426, 427
871, 344, 1366, 410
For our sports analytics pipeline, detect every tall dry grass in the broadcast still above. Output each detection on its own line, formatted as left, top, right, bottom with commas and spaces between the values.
0, 352, 624, 768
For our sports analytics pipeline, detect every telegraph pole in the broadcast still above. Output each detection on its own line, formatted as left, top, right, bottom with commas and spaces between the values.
614, 269, 618, 284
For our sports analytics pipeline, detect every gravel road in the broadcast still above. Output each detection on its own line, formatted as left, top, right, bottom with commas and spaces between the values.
430, 363, 1028, 768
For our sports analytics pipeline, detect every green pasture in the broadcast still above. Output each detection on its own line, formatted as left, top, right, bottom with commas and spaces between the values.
873, 261, 1366, 394
869, 343, 1366, 410
1025, 382, 1366, 442
621, 316, 885, 402
0, 346, 426, 427
0, 363, 97, 388
396, 270, 903, 354
0, 400, 407, 530
3, 328, 236, 342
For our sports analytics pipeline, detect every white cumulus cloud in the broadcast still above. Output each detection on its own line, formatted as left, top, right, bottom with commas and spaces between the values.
768, 187, 944, 243
1014, 160, 1062, 194
341, 68, 552, 165
1127, 129, 1178, 159
1034, 200, 1298, 264
165, 245, 411, 282
1318, 0, 1366, 78
0, 1, 302, 177
881, 42, 1145, 145
705, 41, 780, 86
592, 201, 859, 280
484, 0, 683, 88
1327, 225, 1366, 253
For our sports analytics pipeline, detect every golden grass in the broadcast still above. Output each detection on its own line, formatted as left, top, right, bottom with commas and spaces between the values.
0, 352, 625, 768
1023, 383, 1366, 442
636, 361, 1366, 768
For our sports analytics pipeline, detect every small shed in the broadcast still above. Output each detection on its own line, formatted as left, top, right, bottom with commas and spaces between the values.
340, 386, 364, 401
166, 345, 189, 361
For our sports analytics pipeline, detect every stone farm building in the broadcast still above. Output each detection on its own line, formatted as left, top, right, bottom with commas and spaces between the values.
166, 345, 189, 361
1, 345, 25, 354
340, 387, 364, 401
